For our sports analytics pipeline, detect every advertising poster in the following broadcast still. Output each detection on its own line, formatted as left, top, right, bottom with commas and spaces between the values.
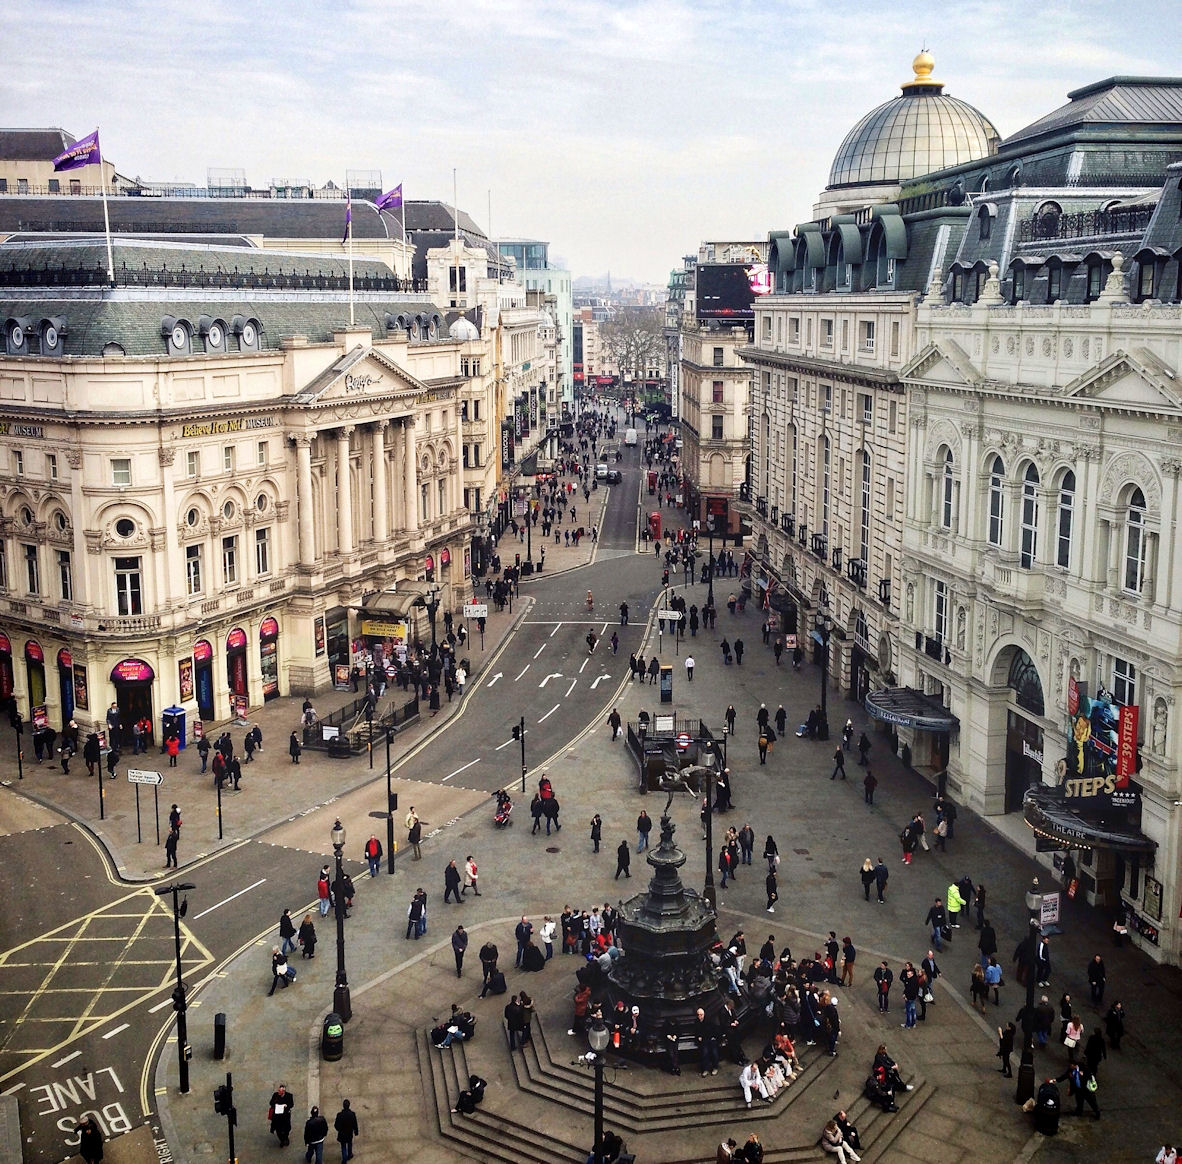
333, 663, 352, 690
178, 657, 195, 702
1064, 684, 1139, 808
314, 615, 327, 657
73, 663, 89, 710
32, 704, 48, 729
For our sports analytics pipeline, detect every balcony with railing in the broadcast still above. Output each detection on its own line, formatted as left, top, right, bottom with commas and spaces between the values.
917, 632, 950, 664
878, 577, 891, 608
810, 532, 827, 560
781, 512, 795, 536
1017, 203, 1155, 244
755, 495, 769, 519
847, 557, 868, 589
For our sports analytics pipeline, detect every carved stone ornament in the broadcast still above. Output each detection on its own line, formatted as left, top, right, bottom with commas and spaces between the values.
1100, 451, 1160, 511
158, 446, 177, 467
65, 448, 83, 469
991, 336, 1000, 354
1063, 338, 1073, 358
1006, 335, 1016, 355
1082, 338, 1090, 360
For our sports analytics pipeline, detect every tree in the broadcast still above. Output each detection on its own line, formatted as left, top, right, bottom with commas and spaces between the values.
600, 307, 665, 395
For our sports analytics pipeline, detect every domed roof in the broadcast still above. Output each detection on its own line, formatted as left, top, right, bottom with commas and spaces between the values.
827, 52, 1000, 189
449, 316, 479, 341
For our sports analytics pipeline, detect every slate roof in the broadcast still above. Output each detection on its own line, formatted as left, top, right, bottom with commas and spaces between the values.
1006, 78, 1182, 147
0, 128, 74, 161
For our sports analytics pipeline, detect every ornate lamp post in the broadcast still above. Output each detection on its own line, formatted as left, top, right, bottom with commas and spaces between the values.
424, 584, 442, 649
815, 603, 834, 724
331, 820, 352, 1022
1015, 877, 1042, 1104
588, 1016, 610, 1163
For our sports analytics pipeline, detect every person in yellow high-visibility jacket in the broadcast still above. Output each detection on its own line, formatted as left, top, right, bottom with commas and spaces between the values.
946, 882, 967, 928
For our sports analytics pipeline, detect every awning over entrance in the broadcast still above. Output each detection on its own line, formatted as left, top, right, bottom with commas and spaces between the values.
361, 581, 456, 620
864, 686, 959, 732
1023, 786, 1157, 855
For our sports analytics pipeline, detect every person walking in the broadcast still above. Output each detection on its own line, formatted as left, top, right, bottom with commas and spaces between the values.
463, 855, 480, 896
288, 731, 302, 763
647, 656, 660, 685
831, 746, 846, 780
774, 704, 787, 738
78, 1115, 104, 1163
590, 813, 602, 853
268, 1085, 295, 1147
303, 1105, 329, 1164
334, 1100, 359, 1162
874, 857, 889, 903
615, 840, 631, 879
451, 924, 468, 978
444, 860, 463, 904
734, 638, 744, 665
268, 948, 292, 996
407, 810, 422, 860
298, 913, 318, 958
607, 707, 622, 740
317, 867, 332, 917
405, 891, 425, 940
363, 835, 382, 879
685, 654, 695, 682
765, 868, 778, 914
637, 810, 652, 851
763, 835, 779, 873
279, 908, 298, 956
874, 961, 893, 1012
863, 768, 877, 805
997, 1022, 1016, 1077
860, 858, 875, 901
925, 898, 947, 952
857, 731, 871, 766
1087, 954, 1107, 1006
840, 936, 856, 987
164, 826, 179, 869
725, 704, 737, 735
757, 727, 770, 765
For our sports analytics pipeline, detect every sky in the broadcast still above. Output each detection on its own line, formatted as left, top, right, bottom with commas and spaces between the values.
3, 0, 1178, 285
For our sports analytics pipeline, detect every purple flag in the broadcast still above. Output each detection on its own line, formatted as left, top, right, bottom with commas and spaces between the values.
53, 129, 101, 171
374, 183, 402, 212
341, 193, 352, 244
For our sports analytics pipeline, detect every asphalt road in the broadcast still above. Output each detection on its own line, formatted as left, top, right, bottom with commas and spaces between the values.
0, 429, 678, 1163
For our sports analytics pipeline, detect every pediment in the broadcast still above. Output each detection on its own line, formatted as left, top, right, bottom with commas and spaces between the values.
904, 340, 981, 388
1062, 348, 1182, 409
293, 345, 429, 406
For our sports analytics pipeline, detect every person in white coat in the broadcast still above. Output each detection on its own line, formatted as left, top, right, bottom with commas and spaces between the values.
739, 1060, 771, 1107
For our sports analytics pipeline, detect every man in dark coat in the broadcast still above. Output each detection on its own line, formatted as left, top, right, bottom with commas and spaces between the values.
303, 1105, 329, 1164
333, 1100, 359, 1161
615, 840, 631, 880
504, 994, 526, 1050
451, 924, 468, 977
478, 941, 499, 993
444, 860, 463, 905
268, 1085, 295, 1147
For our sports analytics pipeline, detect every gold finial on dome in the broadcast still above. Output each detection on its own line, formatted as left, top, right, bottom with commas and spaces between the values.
902, 48, 943, 93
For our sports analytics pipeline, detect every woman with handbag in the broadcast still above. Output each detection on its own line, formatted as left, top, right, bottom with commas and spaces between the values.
1063, 1014, 1084, 1063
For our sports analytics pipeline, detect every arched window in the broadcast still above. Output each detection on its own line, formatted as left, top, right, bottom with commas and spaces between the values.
860, 450, 871, 560
1007, 648, 1045, 716
941, 449, 954, 529
1124, 487, 1147, 593
1056, 470, 1075, 568
1020, 464, 1039, 569
988, 456, 1005, 546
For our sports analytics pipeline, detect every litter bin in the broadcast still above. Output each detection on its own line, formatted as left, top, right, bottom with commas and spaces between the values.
213, 1012, 227, 1060
1034, 1080, 1060, 1135
161, 706, 186, 750
322, 1012, 344, 1061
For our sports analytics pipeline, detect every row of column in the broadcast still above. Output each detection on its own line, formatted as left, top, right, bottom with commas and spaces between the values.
294, 420, 419, 567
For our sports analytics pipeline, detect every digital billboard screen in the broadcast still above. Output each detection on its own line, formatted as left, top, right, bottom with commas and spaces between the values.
696, 263, 771, 322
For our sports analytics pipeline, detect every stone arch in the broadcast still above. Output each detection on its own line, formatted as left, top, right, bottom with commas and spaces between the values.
923, 418, 961, 464
987, 642, 1046, 717
1100, 450, 1160, 514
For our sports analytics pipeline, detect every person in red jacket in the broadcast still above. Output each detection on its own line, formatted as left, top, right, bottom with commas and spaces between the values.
166, 734, 180, 767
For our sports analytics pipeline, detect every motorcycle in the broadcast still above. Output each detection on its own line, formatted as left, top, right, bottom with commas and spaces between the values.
494, 790, 513, 827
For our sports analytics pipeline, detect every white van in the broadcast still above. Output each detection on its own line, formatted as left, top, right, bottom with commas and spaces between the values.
624, 428, 638, 446
595, 463, 609, 480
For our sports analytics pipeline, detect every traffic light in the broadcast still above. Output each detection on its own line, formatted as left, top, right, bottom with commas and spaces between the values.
214, 1083, 232, 1115
512, 724, 521, 741
515, 553, 521, 567
172, 984, 187, 1013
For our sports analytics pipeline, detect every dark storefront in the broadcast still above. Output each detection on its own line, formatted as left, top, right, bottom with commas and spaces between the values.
260, 617, 280, 701
226, 627, 248, 702
194, 639, 215, 722
110, 658, 154, 747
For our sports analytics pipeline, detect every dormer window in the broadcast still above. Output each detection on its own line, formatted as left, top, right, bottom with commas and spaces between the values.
1047, 265, 1062, 303
1138, 260, 1155, 301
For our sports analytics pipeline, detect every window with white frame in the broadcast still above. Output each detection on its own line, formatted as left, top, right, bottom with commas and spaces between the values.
934, 580, 948, 643
221, 536, 238, 585
46, 453, 57, 480
187, 450, 199, 477
1112, 657, 1136, 707
255, 527, 271, 575
114, 556, 141, 614
0, 542, 6, 588
821, 383, 832, 413
185, 545, 202, 595
987, 456, 1005, 546
257, 440, 268, 467
13, 451, 23, 476
1124, 488, 1146, 593
223, 446, 235, 473
23, 543, 39, 594
860, 320, 875, 352
111, 457, 131, 486
1020, 463, 1039, 568
941, 450, 954, 529
821, 436, 831, 537
1056, 470, 1075, 568
860, 451, 871, 560
822, 319, 834, 348
57, 549, 71, 601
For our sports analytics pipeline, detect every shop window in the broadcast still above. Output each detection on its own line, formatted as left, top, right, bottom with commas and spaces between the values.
114, 556, 142, 615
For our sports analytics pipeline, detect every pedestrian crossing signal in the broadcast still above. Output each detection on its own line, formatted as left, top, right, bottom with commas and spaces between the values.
512, 724, 521, 741
213, 1083, 232, 1115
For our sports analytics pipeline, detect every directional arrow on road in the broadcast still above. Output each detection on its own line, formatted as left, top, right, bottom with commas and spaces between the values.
590, 674, 612, 690
486, 672, 504, 686
539, 673, 565, 688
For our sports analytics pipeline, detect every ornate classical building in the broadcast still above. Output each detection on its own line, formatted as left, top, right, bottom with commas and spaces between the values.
0, 238, 509, 740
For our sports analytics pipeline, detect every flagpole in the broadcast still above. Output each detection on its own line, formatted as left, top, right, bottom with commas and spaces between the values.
346, 182, 355, 327
453, 167, 459, 306
97, 127, 114, 285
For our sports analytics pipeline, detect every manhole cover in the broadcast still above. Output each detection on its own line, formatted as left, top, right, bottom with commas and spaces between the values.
793, 848, 810, 855
546, 846, 560, 853
817, 871, 836, 879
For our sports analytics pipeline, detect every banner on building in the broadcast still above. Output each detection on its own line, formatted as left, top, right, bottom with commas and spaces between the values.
1115, 704, 1139, 786
501, 421, 515, 468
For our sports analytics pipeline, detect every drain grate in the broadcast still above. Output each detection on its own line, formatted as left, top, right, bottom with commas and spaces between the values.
546, 846, 560, 853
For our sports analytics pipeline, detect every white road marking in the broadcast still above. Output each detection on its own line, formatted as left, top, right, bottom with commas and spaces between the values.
515, 665, 531, 681
1, 1082, 25, 1095
538, 704, 560, 724
103, 1023, 130, 1040
193, 878, 267, 921
149, 998, 174, 1014
579, 658, 589, 674
486, 672, 503, 687
539, 673, 564, 688
533, 643, 547, 659
444, 759, 480, 781
496, 731, 526, 751
591, 674, 611, 689
566, 679, 577, 696
52, 1050, 82, 1068
549, 624, 561, 637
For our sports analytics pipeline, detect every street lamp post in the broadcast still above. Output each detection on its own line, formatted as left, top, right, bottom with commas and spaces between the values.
588, 1016, 610, 1164
705, 516, 716, 610
12, 709, 23, 781
703, 763, 717, 911
1015, 878, 1042, 1104
331, 820, 352, 1023
155, 881, 195, 1093
815, 605, 833, 727
512, 715, 527, 794
385, 728, 396, 874
424, 584, 442, 650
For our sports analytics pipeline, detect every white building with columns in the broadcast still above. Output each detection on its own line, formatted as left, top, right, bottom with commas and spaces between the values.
0, 238, 488, 742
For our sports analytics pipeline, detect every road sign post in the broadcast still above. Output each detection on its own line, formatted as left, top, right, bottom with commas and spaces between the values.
128, 769, 164, 845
